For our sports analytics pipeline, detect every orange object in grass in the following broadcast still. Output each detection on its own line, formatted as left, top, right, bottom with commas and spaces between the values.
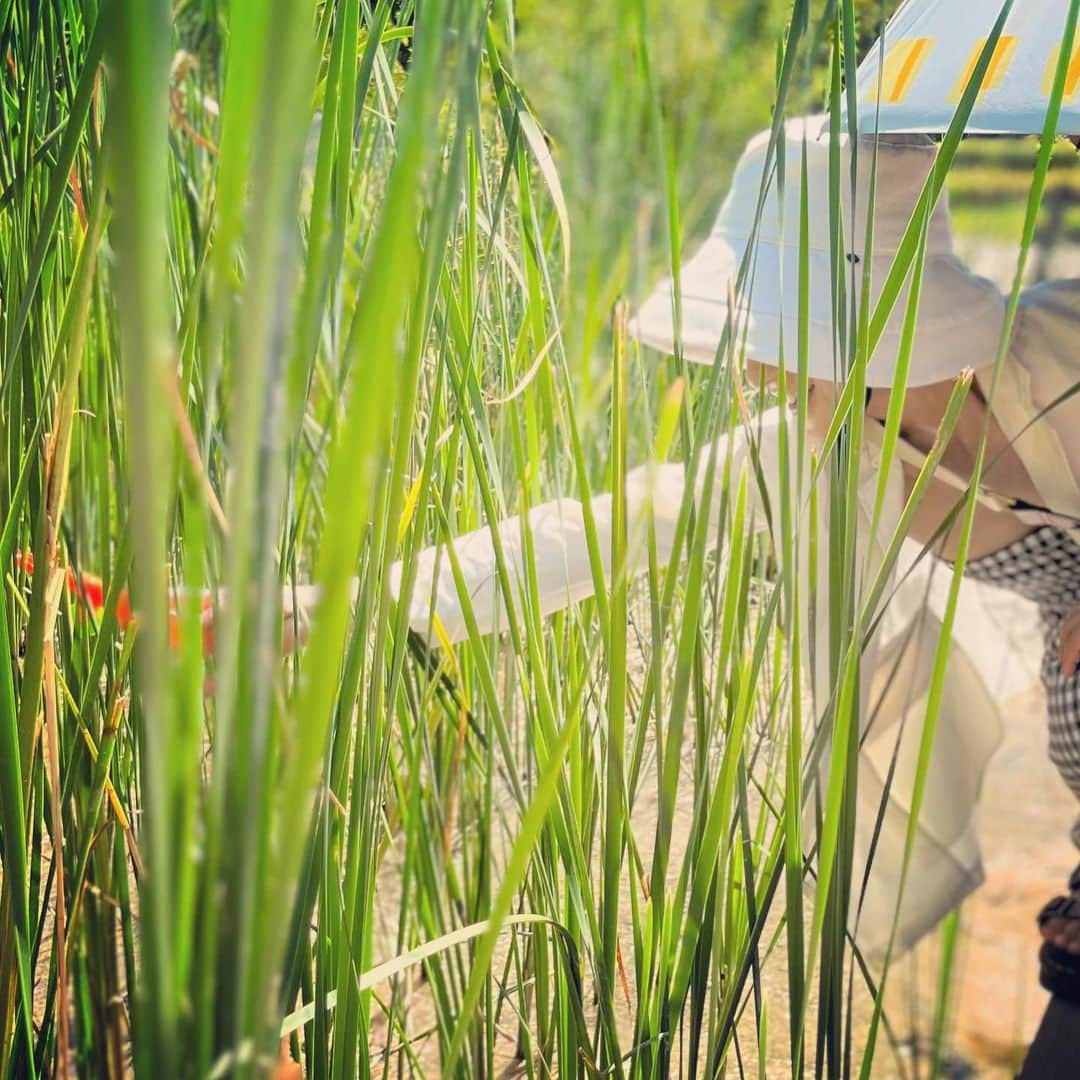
16, 549, 134, 631
17, 551, 218, 655
166, 593, 213, 651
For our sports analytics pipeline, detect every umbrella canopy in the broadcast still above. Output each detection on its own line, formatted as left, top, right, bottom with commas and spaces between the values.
855, 0, 1080, 134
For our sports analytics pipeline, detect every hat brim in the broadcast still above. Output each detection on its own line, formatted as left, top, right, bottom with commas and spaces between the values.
631, 233, 1006, 388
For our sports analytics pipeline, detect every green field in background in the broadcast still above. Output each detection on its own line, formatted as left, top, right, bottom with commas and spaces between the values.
950, 138, 1080, 247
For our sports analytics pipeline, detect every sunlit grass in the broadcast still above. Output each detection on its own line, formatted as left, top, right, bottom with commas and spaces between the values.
0, 1, 1075, 1077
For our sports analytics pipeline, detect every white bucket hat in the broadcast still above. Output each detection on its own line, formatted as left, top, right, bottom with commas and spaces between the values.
631, 116, 1006, 387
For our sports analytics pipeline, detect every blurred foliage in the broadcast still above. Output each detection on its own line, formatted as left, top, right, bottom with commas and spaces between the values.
510, 0, 904, 380
513, 0, 905, 268
854, 0, 901, 53
514, 0, 790, 263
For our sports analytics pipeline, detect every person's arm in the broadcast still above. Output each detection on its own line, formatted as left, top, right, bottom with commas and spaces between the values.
46, 408, 786, 659
263, 407, 787, 654
390, 406, 786, 647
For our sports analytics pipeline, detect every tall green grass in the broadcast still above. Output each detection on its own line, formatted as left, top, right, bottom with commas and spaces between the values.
0, 0, 1072, 1076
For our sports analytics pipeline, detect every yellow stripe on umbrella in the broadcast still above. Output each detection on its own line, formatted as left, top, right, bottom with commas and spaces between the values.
1043, 41, 1080, 98
851, 0, 1080, 134
868, 38, 936, 105
949, 35, 1020, 103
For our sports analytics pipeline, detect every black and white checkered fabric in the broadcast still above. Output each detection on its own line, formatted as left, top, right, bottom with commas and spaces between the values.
963, 525, 1080, 840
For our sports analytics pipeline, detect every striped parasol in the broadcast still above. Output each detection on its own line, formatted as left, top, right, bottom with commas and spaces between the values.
856, 0, 1080, 134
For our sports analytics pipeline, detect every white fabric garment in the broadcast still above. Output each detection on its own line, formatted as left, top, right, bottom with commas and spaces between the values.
990, 280, 1080, 525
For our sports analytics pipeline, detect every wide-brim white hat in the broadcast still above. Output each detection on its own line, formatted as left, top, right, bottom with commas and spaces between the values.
631, 116, 1006, 387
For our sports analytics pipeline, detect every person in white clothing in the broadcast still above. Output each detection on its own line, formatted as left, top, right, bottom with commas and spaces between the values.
242, 116, 1080, 1002
631, 116, 1080, 1003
